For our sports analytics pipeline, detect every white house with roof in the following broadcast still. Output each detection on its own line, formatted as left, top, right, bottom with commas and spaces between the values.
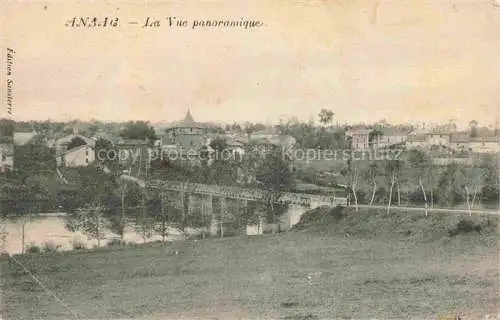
56, 144, 95, 168
468, 136, 500, 154
252, 127, 279, 140
13, 131, 37, 146
449, 131, 470, 153
375, 127, 411, 149
425, 131, 451, 148
345, 128, 372, 150
418, 125, 500, 154
47, 128, 94, 154
405, 132, 427, 149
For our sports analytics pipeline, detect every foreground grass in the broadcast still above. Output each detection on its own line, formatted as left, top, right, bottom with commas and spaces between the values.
1, 212, 499, 319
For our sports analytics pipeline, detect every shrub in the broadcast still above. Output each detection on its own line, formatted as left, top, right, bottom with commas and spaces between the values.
107, 238, 126, 247
448, 219, 481, 237
42, 242, 61, 253
25, 243, 40, 254
71, 239, 86, 251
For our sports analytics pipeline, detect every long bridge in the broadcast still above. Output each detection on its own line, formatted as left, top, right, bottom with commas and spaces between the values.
121, 175, 348, 207
120, 175, 348, 234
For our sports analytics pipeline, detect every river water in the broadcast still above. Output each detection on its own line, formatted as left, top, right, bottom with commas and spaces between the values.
2, 202, 493, 255
0, 209, 299, 255
0, 214, 190, 255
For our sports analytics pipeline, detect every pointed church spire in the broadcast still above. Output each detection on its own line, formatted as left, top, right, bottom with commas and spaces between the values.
184, 109, 194, 122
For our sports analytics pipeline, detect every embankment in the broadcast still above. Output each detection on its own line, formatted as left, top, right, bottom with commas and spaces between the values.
294, 206, 499, 245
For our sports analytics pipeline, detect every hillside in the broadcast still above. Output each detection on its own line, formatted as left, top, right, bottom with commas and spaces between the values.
294, 206, 499, 244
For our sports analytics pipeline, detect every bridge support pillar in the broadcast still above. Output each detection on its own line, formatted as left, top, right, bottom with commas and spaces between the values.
207, 195, 219, 237
217, 197, 227, 237
239, 199, 248, 234
178, 191, 186, 228
187, 194, 194, 217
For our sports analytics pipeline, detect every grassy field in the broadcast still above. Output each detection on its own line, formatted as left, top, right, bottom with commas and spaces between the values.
1, 208, 499, 319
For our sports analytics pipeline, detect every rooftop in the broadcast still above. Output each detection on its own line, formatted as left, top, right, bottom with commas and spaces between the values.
406, 135, 426, 142
469, 136, 499, 143
165, 110, 208, 129
13, 131, 37, 146
378, 127, 412, 136
345, 128, 372, 135
56, 143, 94, 157
0, 136, 13, 144
449, 131, 470, 143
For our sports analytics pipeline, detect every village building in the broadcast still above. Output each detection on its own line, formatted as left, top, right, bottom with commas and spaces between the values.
56, 144, 95, 168
405, 133, 427, 149
424, 130, 451, 149
468, 136, 500, 154
13, 131, 37, 146
375, 127, 411, 149
164, 110, 208, 151
0, 136, 13, 173
345, 128, 372, 151
449, 131, 471, 153
47, 127, 94, 154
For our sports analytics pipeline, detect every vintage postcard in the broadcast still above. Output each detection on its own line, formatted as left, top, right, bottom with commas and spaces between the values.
0, 0, 499, 319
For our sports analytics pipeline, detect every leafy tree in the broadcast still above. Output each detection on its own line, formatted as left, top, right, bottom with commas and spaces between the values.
384, 159, 402, 214
407, 149, 428, 214
8, 179, 47, 253
230, 123, 242, 132
364, 161, 381, 206
0, 118, 15, 137
66, 136, 87, 151
241, 141, 264, 186
32, 121, 51, 136
479, 158, 498, 204
108, 215, 126, 242
0, 218, 7, 254
318, 109, 334, 126
124, 182, 142, 208
109, 177, 129, 241
341, 157, 361, 211
66, 206, 108, 247
154, 192, 169, 244
436, 164, 461, 207
85, 122, 100, 136
255, 146, 295, 232
78, 167, 117, 206
208, 138, 238, 186
94, 138, 119, 172
460, 166, 488, 215
13, 140, 56, 178
135, 193, 154, 243
120, 121, 157, 143
469, 120, 478, 137
58, 166, 118, 214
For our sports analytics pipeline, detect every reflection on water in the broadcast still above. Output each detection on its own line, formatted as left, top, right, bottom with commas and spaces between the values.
0, 214, 188, 255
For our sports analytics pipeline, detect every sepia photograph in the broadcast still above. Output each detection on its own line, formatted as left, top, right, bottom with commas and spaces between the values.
0, 1, 499, 319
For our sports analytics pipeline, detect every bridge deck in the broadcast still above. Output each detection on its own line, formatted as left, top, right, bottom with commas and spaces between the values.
147, 179, 347, 206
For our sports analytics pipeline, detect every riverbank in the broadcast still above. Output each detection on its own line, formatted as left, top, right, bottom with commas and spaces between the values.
0, 215, 189, 255
1, 208, 498, 319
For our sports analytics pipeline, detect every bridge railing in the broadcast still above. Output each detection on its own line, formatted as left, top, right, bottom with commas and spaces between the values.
147, 179, 347, 206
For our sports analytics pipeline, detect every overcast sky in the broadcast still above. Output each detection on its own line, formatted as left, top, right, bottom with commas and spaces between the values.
1, 0, 499, 128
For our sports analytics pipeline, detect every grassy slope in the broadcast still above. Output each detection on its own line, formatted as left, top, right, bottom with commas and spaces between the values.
1, 209, 499, 320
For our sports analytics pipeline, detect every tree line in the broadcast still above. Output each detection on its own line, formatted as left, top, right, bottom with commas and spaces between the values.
326, 149, 498, 214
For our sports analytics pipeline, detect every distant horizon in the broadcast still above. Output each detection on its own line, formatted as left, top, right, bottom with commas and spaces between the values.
4, 112, 499, 130
4, 114, 496, 132
2, 1, 499, 129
